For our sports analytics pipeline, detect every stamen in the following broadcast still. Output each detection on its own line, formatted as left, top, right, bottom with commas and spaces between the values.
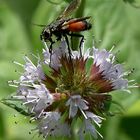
95, 130, 103, 139
38, 109, 44, 118
12, 95, 26, 99
13, 61, 24, 67
24, 56, 36, 68
23, 98, 38, 105
8, 84, 19, 88
109, 45, 115, 53
80, 108, 87, 119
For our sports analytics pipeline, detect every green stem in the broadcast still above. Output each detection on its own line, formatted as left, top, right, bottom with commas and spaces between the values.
76, 0, 86, 17
72, 0, 86, 50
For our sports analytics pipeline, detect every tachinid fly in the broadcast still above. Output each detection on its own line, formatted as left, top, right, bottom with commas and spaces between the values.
40, 0, 92, 51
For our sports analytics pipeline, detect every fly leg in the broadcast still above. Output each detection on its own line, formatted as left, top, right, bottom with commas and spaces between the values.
63, 34, 74, 74
67, 33, 85, 57
63, 34, 72, 59
48, 38, 55, 67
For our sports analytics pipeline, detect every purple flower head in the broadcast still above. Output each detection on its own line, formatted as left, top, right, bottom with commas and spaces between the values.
7, 40, 136, 140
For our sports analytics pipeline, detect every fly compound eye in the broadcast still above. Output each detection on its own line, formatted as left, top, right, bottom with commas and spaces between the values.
40, 29, 51, 41
43, 30, 51, 40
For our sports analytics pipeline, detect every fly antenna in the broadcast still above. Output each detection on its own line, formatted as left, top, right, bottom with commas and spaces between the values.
45, 0, 62, 5
31, 22, 46, 27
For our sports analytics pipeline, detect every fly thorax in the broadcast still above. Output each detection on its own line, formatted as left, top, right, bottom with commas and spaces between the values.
61, 21, 69, 30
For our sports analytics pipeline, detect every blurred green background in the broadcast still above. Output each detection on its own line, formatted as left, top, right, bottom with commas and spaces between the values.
0, 0, 140, 140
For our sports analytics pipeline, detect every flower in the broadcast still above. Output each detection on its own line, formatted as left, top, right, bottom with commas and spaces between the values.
7, 40, 135, 140
88, 47, 128, 92
19, 56, 45, 82
36, 112, 71, 137
16, 84, 54, 116
66, 95, 89, 118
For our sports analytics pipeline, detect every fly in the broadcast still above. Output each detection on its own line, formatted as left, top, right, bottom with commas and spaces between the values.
40, 0, 92, 54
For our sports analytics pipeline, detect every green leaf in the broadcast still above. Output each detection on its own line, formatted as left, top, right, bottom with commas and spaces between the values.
0, 2, 31, 99
123, 0, 135, 3
0, 110, 6, 139
0, 99, 33, 116
0, 0, 140, 140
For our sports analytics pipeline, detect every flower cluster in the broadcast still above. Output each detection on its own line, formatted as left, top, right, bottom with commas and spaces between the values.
8, 40, 134, 139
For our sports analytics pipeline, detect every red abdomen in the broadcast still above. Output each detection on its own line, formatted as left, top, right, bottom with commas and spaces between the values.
68, 21, 87, 32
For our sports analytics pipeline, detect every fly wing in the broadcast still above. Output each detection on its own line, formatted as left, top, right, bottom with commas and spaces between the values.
61, 16, 91, 27
57, 0, 81, 20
